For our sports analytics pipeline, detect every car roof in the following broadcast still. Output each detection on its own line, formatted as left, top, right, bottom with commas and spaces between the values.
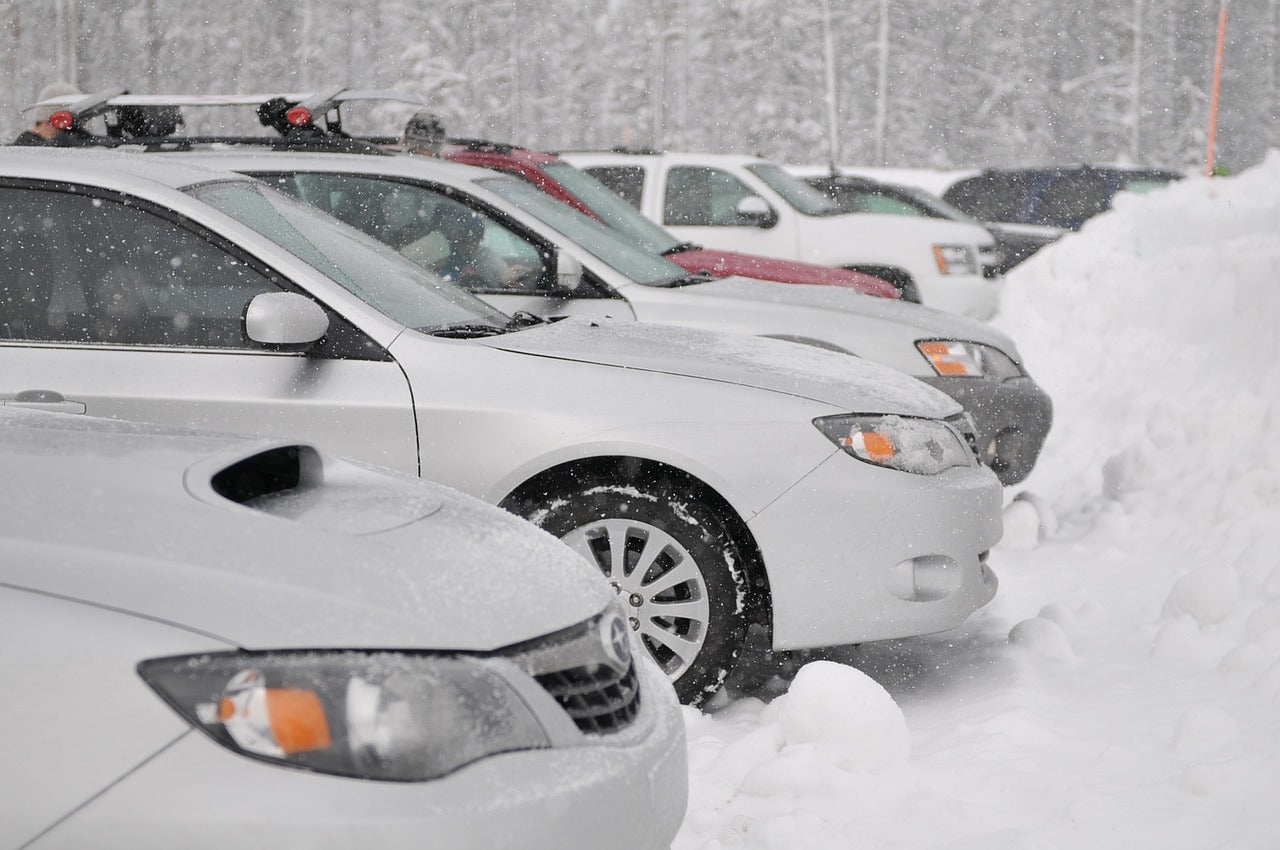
0, 146, 250, 193
151, 147, 507, 185
560, 149, 773, 169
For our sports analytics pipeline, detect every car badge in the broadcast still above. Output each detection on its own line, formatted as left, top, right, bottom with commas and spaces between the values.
599, 612, 632, 672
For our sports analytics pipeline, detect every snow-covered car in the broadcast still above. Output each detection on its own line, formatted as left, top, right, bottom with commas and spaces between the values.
0, 148, 1002, 705
187, 150, 1050, 485
0, 407, 686, 849
559, 149, 1003, 318
439, 139, 900, 298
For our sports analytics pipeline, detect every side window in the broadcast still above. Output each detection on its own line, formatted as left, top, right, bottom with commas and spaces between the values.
1036, 174, 1111, 225
0, 186, 280, 347
584, 166, 645, 208
663, 166, 756, 227
266, 173, 551, 295
944, 175, 1029, 223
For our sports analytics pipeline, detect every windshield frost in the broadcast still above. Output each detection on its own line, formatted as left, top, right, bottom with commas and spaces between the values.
747, 164, 844, 216
188, 181, 505, 331
477, 176, 690, 287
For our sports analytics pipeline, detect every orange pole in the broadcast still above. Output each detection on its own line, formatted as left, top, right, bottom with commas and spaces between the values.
1205, 1, 1229, 177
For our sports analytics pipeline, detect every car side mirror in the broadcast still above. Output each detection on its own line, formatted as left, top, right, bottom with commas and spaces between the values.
556, 252, 584, 291
735, 195, 777, 228
244, 292, 329, 349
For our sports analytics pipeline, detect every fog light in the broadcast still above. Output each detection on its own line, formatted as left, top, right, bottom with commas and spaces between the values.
888, 555, 960, 601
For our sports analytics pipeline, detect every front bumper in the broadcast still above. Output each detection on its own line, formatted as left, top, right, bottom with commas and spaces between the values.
33, 658, 688, 850
920, 375, 1053, 486
748, 451, 1002, 652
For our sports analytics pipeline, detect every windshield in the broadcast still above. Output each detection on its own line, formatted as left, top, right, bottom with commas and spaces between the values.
188, 181, 506, 332
747, 164, 844, 216
541, 162, 682, 254
895, 186, 984, 224
477, 176, 691, 287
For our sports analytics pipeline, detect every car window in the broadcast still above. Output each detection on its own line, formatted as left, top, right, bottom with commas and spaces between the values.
541, 162, 681, 254
824, 185, 926, 216
1037, 173, 1111, 224
0, 186, 279, 348
192, 180, 506, 331
1119, 178, 1172, 194
583, 166, 646, 209
664, 166, 760, 227
262, 172, 551, 294
477, 176, 690, 287
745, 164, 842, 216
944, 175, 1030, 222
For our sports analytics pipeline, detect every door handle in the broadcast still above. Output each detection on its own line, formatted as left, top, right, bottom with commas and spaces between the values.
2, 389, 87, 414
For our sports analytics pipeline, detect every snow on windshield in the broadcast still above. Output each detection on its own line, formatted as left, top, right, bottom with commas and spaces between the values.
676, 153, 1280, 849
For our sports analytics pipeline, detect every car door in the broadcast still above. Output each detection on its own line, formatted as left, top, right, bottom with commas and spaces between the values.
0, 182, 419, 473
262, 170, 637, 322
657, 165, 798, 257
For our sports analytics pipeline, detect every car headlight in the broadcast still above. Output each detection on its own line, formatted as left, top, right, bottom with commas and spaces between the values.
933, 244, 979, 275
813, 414, 974, 475
916, 340, 1023, 379
139, 651, 550, 781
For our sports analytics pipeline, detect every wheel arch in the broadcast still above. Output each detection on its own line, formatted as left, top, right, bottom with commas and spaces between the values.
499, 455, 774, 632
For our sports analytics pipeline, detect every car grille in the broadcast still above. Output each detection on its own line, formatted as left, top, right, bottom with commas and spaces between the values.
535, 661, 641, 734
503, 611, 642, 736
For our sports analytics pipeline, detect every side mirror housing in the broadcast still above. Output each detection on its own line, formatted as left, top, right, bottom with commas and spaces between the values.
244, 292, 329, 349
556, 252, 584, 291
736, 195, 777, 228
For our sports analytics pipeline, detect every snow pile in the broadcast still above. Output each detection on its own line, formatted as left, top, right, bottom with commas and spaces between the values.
676, 154, 1280, 849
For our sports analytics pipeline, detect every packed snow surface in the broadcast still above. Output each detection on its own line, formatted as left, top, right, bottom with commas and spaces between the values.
676, 153, 1280, 848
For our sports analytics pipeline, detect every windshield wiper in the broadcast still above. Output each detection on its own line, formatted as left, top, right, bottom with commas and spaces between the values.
652, 273, 714, 289
505, 310, 549, 329
660, 241, 702, 256
421, 321, 509, 339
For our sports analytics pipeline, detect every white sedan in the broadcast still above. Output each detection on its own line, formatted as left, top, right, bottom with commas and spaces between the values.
0, 149, 1001, 706
0, 407, 686, 849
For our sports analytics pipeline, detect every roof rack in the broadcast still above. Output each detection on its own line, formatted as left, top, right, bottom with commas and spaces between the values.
21, 87, 430, 154
446, 137, 516, 155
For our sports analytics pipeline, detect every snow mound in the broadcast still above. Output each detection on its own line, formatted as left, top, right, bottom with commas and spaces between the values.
776, 661, 910, 771
1008, 615, 1074, 661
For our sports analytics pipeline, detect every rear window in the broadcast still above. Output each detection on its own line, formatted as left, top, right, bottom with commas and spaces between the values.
584, 166, 646, 208
944, 174, 1031, 222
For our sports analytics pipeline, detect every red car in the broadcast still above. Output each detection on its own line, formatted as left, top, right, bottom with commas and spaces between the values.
441, 140, 899, 298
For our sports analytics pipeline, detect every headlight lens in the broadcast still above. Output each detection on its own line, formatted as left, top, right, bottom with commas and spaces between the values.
933, 244, 979, 275
916, 340, 1023, 379
139, 651, 550, 781
814, 414, 974, 475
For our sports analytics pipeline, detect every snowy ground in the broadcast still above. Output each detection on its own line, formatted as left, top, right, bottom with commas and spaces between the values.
674, 155, 1280, 849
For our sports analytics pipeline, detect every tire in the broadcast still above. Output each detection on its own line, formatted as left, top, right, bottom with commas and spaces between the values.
509, 472, 751, 706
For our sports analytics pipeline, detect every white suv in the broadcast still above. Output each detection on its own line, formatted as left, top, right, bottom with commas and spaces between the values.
561, 150, 1003, 319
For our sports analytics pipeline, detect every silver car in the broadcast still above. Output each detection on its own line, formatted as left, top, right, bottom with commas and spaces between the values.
0, 149, 1001, 705
0, 407, 686, 848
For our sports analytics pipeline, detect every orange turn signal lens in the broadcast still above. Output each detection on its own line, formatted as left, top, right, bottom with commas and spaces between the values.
265, 688, 332, 754
917, 341, 978, 376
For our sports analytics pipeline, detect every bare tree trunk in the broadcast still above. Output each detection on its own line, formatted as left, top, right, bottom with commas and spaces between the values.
820, 0, 840, 171
874, 0, 890, 165
1128, 0, 1144, 162
652, 0, 666, 145
145, 0, 160, 88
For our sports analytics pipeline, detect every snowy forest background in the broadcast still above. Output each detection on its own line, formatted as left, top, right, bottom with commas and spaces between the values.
4, 0, 1275, 172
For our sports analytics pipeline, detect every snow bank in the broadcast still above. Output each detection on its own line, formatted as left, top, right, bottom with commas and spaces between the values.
677, 153, 1280, 849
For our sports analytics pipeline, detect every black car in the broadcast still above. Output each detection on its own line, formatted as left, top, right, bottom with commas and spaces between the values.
942, 165, 1182, 233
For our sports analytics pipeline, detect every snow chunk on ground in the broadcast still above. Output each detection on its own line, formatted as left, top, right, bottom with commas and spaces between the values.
1008, 615, 1074, 661
777, 660, 910, 771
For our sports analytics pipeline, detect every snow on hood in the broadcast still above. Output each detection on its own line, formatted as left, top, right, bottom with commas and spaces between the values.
0, 409, 611, 651
677, 275, 1022, 359
482, 317, 960, 418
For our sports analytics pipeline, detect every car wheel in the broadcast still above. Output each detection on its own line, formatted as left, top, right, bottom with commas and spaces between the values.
515, 475, 751, 706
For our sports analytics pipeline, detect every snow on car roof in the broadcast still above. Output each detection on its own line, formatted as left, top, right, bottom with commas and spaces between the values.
0, 146, 251, 192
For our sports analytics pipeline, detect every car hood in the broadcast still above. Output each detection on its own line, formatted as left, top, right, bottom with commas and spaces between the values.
668, 248, 900, 298
671, 276, 1023, 361
0, 410, 611, 652
479, 317, 959, 418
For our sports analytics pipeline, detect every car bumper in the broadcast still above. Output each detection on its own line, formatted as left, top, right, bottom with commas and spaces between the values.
748, 452, 1002, 651
32, 659, 688, 850
920, 375, 1053, 486
914, 272, 1002, 320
